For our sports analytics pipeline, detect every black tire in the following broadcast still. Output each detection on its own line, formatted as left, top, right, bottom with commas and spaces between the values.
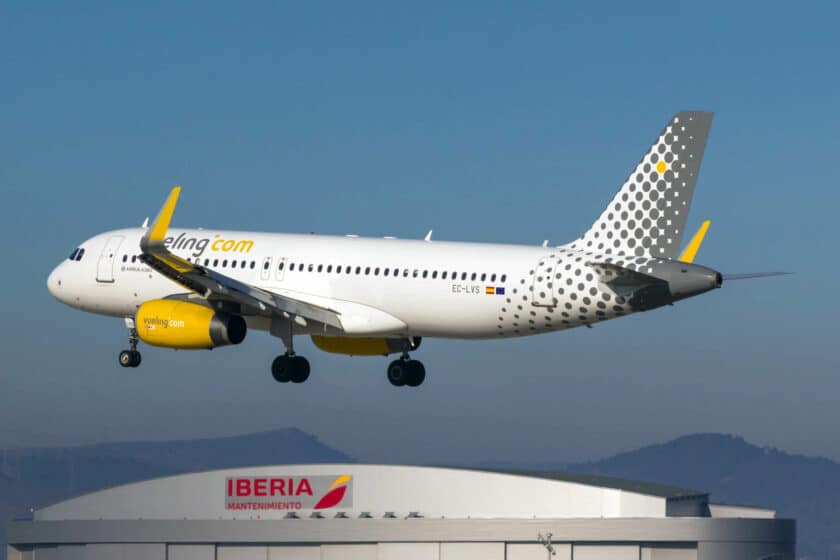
271, 355, 292, 383
387, 359, 408, 387
130, 351, 142, 368
119, 350, 134, 368
290, 356, 311, 383
405, 360, 426, 387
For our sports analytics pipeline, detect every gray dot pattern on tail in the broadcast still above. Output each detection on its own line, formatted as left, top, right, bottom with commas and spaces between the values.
570, 111, 713, 260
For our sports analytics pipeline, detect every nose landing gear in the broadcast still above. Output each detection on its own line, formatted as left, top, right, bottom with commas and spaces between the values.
119, 320, 142, 368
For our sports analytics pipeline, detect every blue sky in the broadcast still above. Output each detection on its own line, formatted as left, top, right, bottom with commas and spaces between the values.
1, 1, 839, 464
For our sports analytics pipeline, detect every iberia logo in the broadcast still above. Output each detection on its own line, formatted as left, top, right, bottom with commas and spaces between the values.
314, 475, 351, 510
225, 474, 353, 512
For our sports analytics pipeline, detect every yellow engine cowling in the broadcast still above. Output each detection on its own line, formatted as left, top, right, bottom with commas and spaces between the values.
136, 299, 247, 349
311, 335, 420, 356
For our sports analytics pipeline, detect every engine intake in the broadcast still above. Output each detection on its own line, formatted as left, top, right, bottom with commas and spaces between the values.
136, 299, 246, 349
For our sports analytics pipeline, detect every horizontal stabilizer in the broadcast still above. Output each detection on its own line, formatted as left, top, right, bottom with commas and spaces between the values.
589, 262, 664, 289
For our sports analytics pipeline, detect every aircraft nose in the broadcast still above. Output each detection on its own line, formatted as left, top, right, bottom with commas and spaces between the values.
47, 264, 64, 300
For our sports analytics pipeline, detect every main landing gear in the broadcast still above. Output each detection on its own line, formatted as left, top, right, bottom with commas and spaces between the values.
119, 320, 141, 368
271, 322, 310, 384
387, 357, 425, 387
271, 353, 311, 384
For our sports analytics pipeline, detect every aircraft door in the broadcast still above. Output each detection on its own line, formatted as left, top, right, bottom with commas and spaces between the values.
260, 256, 273, 281
275, 257, 287, 281
531, 255, 558, 307
96, 235, 125, 283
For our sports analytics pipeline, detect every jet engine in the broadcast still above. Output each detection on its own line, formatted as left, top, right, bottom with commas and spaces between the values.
135, 299, 247, 349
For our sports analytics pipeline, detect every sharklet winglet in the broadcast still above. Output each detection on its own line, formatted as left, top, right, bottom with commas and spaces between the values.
147, 186, 181, 243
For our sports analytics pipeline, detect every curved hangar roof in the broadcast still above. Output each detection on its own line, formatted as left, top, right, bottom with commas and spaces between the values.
35, 465, 709, 521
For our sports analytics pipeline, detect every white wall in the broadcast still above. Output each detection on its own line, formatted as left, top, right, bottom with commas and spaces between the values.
574, 545, 639, 560
439, 543, 504, 560
507, 543, 571, 560
217, 546, 267, 560
168, 545, 215, 560
641, 547, 697, 560
33, 545, 165, 560
321, 545, 378, 560
269, 547, 321, 560
377, 543, 439, 560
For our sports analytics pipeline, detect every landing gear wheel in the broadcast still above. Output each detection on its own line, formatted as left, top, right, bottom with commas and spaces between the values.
405, 360, 425, 387
290, 356, 310, 383
387, 359, 409, 387
272, 354, 311, 383
271, 355, 293, 383
119, 350, 141, 368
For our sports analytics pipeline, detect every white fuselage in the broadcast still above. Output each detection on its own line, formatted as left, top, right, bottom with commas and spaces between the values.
47, 227, 644, 340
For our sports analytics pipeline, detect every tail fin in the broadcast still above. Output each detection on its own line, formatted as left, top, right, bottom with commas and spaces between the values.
570, 111, 713, 259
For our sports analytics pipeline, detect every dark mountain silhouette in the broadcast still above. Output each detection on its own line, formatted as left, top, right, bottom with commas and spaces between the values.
565, 433, 840, 560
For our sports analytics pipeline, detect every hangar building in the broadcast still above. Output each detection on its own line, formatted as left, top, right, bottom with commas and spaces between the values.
7, 464, 794, 559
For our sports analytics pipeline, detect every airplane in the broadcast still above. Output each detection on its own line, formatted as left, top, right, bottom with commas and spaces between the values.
47, 111, 786, 387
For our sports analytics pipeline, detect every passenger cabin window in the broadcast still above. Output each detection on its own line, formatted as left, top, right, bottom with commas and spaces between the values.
374, 267, 380, 276
442, 271, 448, 279
461, 272, 467, 281
318, 265, 323, 272
327, 265, 332, 273
231, 261, 237, 269
222, 260, 228, 267
384, 268, 390, 277
432, 271, 438, 279
471, 273, 477, 281
336, 265, 342, 273
213, 259, 219, 267
491, 273, 496, 282
250, 261, 255, 269
365, 267, 371, 275
422, 270, 428, 279
501, 274, 507, 282
481, 273, 486, 281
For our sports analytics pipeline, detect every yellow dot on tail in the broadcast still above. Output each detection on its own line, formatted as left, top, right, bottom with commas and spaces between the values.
656, 160, 667, 174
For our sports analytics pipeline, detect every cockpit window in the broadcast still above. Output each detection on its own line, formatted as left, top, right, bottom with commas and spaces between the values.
68, 248, 79, 260
75, 248, 85, 261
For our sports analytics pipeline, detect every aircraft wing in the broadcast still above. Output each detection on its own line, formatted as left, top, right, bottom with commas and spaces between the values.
138, 187, 343, 330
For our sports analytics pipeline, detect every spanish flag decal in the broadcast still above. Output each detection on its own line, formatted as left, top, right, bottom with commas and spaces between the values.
485, 287, 506, 295
314, 475, 351, 510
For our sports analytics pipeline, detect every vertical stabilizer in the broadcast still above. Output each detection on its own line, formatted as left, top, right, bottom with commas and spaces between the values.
569, 111, 713, 259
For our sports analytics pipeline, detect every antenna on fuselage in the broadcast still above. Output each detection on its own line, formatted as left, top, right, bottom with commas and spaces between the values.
542, 240, 549, 247
424, 230, 433, 241
141, 217, 149, 229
